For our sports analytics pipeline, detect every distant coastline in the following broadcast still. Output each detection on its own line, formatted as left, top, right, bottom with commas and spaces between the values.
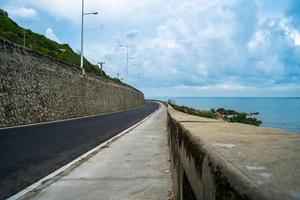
152, 97, 300, 133
168, 100, 262, 126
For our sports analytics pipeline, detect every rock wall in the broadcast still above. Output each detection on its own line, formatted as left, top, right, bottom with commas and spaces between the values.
0, 38, 145, 127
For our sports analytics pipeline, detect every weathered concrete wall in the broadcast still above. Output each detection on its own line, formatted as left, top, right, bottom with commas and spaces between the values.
0, 38, 145, 127
168, 106, 300, 200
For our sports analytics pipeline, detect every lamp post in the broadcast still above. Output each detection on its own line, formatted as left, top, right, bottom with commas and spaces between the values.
81, 0, 98, 75
116, 73, 121, 80
119, 44, 128, 83
127, 56, 135, 83
133, 63, 142, 89
119, 44, 135, 83
97, 61, 105, 76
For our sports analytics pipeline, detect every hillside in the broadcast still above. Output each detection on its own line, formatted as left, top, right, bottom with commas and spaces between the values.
0, 9, 118, 81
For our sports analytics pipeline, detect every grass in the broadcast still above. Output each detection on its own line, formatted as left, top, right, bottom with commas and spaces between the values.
0, 11, 120, 82
168, 100, 218, 119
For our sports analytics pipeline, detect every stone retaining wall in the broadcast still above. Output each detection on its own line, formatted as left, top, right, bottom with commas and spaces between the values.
0, 38, 145, 127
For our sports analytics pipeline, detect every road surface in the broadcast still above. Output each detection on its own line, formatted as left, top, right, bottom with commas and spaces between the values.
0, 101, 159, 200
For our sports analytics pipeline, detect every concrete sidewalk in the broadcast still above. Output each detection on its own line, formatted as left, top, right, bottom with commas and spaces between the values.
27, 103, 172, 200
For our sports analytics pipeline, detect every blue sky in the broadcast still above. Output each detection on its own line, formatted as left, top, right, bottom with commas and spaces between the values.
1, 0, 300, 97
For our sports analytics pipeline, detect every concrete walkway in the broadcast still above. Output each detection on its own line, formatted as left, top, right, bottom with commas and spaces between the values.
27, 103, 172, 200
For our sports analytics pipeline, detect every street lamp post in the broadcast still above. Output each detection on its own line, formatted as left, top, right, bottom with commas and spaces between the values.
119, 45, 128, 83
81, 0, 98, 75
119, 44, 135, 83
116, 73, 121, 80
133, 63, 142, 89
97, 61, 105, 76
128, 56, 135, 83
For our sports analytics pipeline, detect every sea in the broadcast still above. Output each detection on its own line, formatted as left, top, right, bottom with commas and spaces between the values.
152, 97, 300, 133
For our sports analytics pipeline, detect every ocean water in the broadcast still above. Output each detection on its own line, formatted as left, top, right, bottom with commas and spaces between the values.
153, 97, 300, 133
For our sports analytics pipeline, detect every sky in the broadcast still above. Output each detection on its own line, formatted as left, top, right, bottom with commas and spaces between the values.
1, 0, 300, 97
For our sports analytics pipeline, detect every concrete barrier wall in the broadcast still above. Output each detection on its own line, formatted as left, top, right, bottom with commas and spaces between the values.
0, 38, 145, 127
167, 106, 300, 200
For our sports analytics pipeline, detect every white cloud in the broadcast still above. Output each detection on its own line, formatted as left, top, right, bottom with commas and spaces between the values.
83, 0, 299, 95
125, 29, 140, 39
45, 28, 60, 43
143, 83, 300, 97
279, 18, 300, 46
194, 83, 250, 91
7, 7, 37, 18
16, 0, 299, 96
294, 34, 300, 46
23, 0, 170, 23
247, 31, 268, 49
256, 56, 284, 75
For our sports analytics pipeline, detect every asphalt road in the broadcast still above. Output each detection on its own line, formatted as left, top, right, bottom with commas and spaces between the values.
0, 101, 159, 200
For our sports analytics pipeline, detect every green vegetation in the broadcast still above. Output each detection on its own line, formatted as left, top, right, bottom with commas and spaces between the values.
168, 100, 262, 126
228, 113, 262, 126
168, 100, 218, 119
0, 11, 119, 81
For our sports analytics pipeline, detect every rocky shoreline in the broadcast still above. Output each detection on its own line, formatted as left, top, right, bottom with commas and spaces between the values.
168, 100, 262, 126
